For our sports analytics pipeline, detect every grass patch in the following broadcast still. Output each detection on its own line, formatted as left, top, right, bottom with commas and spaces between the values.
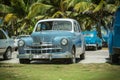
0, 63, 120, 80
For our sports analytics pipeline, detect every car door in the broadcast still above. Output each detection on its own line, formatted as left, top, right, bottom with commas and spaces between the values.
0, 30, 8, 54
73, 21, 82, 56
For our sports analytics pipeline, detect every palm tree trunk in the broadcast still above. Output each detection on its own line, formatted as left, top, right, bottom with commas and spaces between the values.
96, 20, 102, 39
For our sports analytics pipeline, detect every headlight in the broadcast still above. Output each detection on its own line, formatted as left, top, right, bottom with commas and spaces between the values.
18, 40, 25, 46
61, 38, 68, 46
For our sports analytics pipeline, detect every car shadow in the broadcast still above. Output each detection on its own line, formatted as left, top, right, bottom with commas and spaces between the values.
85, 49, 98, 51
105, 58, 120, 65
0, 59, 4, 61
31, 58, 81, 64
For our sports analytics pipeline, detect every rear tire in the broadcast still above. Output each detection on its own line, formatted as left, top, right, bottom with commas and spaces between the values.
19, 59, 30, 64
110, 54, 119, 64
80, 53, 85, 60
3, 48, 12, 60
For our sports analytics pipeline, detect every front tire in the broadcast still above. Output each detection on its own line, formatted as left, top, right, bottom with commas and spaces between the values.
3, 48, 12, 60
94, 44, 97, 51
70, 47, 76, 63
19, 59, 30, 64
98, 46, 102, 50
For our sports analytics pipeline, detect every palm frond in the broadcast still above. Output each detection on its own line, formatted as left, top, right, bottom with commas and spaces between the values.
64, 0, 77, 9
0, 4, 13, 13
74, 2, 91, 13
52, 11, 66, 18
93, 0, 105, 13
104, 4, 118, 13
10, 0, 27, 18
27, 3, 53, 19
4, 13, 17, 23
10, 0, 25, 9
35, 15, 46, 20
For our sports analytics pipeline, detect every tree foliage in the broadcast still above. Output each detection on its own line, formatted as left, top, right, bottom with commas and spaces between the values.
0, 0, 119, 36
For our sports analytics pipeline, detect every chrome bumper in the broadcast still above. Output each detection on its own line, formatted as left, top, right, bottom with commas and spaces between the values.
17, 51, 72, 60
86, 44, 96, 47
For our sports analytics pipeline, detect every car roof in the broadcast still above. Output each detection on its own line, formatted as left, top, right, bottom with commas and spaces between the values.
83, 30, 97, 34
37, 18, 76, 23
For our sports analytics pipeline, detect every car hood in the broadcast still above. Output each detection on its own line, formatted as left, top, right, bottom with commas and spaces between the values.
85, 37, 95, 42
31, 30, 73, 43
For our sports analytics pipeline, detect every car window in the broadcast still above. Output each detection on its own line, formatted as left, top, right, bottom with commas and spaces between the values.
0, 30, 7, 39
36, 21, 72, 31
74, 22, 80, 32
36, 22, 53, 31
52, 21, 72, 31
84, 33, 94, 37
77, 22, 81, 32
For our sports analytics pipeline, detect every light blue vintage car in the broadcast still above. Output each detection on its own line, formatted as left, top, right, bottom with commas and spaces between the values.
83, 31, 102, 50
108, 7, 120, 64
0, 28, 14, 60
18, 18, 85, 64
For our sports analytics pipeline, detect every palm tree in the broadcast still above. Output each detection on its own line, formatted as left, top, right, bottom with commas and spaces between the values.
27, 0, 73, 20
65, 0, 118, 38
0, 0, 38, 36
0, 0, 119, 36
91, 0, 118, 38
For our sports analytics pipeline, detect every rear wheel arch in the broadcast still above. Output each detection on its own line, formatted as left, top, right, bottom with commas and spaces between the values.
7, 46, 12, 52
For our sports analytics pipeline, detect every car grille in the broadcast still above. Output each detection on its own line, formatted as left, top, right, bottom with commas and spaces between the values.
24, 42, 62, 54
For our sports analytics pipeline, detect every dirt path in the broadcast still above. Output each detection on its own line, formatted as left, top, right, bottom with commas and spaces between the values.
0, 49, 109, 64
79, 49, 109, 63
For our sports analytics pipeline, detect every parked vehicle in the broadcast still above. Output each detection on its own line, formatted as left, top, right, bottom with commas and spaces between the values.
0, 28, 14, 60
108, 7, 120, 63
83, 31, 102, 50
18, 18, 85, 64
102, 33, 108, 47
101, 27, 109, 47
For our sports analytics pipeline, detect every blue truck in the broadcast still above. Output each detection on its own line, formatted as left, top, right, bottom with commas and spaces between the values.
108, 7, 120, 63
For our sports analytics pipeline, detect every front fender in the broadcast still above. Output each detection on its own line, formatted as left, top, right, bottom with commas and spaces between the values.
53, 37, 72, 45
18, 37, 33, 54
21, 37, 33, 46
53, 37, 73, 52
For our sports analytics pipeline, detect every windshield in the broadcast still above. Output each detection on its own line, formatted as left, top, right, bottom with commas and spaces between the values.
84, 33, 94, 37
35, 21, 72, 31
